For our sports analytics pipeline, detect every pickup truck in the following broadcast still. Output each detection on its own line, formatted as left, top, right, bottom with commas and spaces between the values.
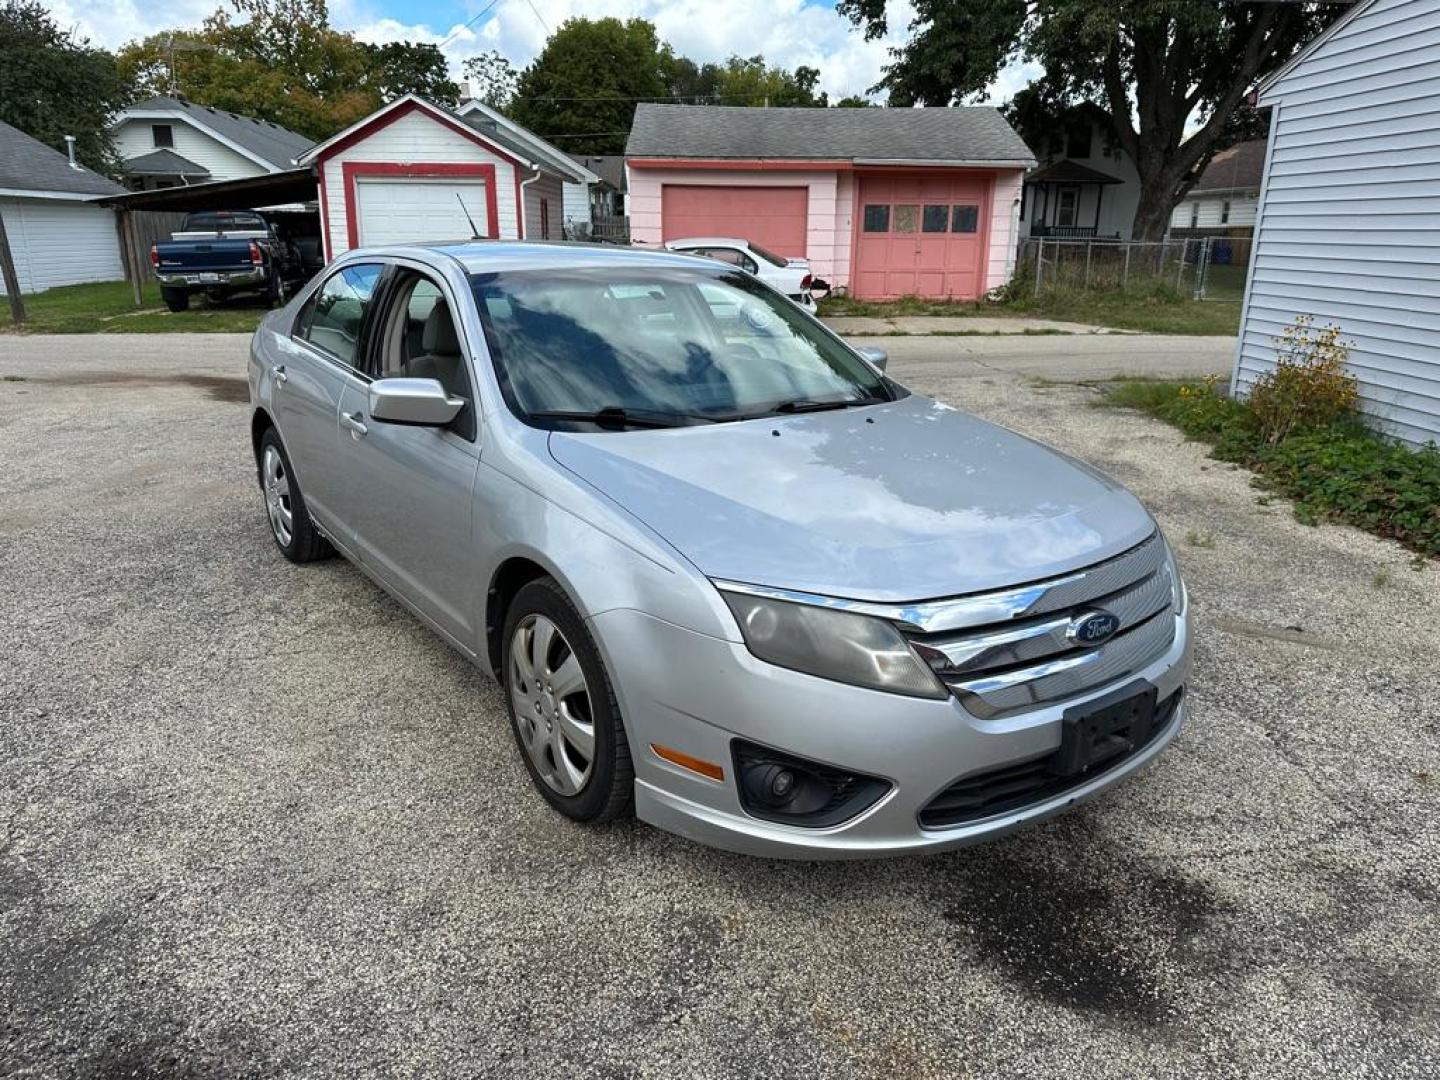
150, 210, 315, 313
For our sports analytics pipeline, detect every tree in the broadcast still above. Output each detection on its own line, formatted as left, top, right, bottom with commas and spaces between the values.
706, 55, 828, 106
834, 95, 877, 108
118, 0, 457, 141
463, 50, 519, 112
838, 0, 1342, 239
0, 0, 133, 174
509, 18, 672, 155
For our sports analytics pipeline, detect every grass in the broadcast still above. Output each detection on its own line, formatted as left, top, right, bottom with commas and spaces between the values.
0, 280, 268, 334
1098, 378, 1440, 558
819, 281, 1240, 336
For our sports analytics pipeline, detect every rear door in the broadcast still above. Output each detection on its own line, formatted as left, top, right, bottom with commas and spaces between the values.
272, 261, 384, 544
335, 267, 483, 647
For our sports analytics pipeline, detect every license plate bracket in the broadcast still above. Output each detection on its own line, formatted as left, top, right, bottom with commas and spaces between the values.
1050, 680, 1158, 778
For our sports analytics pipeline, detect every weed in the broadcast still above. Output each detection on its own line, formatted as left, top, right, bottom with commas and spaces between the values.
1185, 529, 1216, 549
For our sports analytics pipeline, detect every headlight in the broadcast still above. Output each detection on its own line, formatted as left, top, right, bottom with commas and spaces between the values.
1163, 537, 1187, 616
720, 589, 948, 699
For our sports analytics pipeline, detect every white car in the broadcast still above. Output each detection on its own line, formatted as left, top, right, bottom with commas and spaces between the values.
664, 237, 820, 306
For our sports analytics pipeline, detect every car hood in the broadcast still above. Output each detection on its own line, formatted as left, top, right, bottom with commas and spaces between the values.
547, 395, 1155, 603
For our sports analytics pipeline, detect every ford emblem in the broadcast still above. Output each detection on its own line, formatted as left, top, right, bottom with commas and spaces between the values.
1067, 610, 1121, 647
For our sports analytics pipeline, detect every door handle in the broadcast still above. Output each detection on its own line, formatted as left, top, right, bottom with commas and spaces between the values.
272, 364, 288, 385
341, 411, 368, 437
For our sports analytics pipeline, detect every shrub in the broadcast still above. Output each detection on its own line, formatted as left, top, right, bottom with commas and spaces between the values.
1246, 315, 1359, 443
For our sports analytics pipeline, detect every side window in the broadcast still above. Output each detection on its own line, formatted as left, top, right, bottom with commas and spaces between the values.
702, 247, 744, 267
296, 263, 383, 366
862, 205, 889, 232
951, 205, 979, 233
375, 272, 476, 439
922, 205, 949, 233
740, 253, 758, 274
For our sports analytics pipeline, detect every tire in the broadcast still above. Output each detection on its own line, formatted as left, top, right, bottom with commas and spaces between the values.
257, 427, 332, 563
267, 272, 287, 308
502, 577, 634, 824
161, 286, 190, 313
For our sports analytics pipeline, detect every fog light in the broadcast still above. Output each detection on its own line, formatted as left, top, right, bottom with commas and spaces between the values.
733, 740, 891, 828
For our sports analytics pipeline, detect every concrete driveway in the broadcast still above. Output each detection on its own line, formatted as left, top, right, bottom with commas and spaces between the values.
2, 333, 1435, 1079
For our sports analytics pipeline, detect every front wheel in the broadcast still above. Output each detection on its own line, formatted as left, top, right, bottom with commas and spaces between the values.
502, 578, 633, 823
160, 286, 189, 313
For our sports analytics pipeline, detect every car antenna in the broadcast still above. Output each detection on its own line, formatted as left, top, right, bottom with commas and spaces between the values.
456, 194, 481, 240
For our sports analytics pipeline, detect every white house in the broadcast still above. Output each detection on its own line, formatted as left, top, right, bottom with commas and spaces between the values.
110, 96, 313, 190
1170, 139, 1266, 234
296, 95, 593, 262
1234, 0, 1440, 447
0, 120, 124, 295
453, 99, 603, 235
1020, 114, 1142, 241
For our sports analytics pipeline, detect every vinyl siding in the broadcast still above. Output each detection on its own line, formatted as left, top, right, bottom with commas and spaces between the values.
1170, 194, 1258, 229
988, 170, 1024, 290
561, 181, 591, 231
112, 118, 267, 181
1237, 0, 1440, 446
319, 110, 521, 258
524, 173, 564, 240
0, 197, 124, 294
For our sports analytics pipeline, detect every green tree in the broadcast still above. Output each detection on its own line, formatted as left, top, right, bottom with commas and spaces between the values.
709, 55, 828, 106
509, 17, 671, 155
118, 0, 457, 141
838, 0, 1341, 239
0, 0, 133, 174
833, 95, 876, 108
463, 50, 519, 111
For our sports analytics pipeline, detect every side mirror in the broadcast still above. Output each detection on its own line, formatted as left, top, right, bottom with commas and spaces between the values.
857, 347, 888, 373
368, 377, 464, 427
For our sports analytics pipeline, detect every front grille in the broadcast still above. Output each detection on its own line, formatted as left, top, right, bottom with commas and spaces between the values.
904, 532, 1176, 718
918, 689, 1182, 829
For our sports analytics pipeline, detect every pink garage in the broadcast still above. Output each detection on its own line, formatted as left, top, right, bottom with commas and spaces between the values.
625, 105, 1035, 300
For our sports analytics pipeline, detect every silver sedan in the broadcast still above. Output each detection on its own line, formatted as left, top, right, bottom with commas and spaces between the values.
247, 241, 1191, 858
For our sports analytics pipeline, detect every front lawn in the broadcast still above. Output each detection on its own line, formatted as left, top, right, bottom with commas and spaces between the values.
0, 280, 268, 334
1100, 378, 1440, 557
820, 284, 1240, 336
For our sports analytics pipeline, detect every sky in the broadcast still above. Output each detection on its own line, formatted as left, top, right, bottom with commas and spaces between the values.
42, 0, 1040, 105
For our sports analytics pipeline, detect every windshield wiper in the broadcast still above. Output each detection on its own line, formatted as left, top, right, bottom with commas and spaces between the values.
529, 406, 718, 430
766, 397, 882, 415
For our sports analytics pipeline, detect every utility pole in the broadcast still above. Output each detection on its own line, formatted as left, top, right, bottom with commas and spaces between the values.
0, 212, 25, 325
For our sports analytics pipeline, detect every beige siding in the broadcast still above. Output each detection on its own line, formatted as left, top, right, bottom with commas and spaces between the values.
0, 197, 124, 294
1237, 0, 1440, 445
524, 173, 565, 240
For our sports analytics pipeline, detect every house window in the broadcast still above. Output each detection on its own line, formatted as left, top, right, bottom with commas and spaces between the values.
152, 124, 173, 149
951, 205, 979, 233
1190, 202, 1199, 228
893, 205, 919, 233
922, 205, 949, 233
1066, 126, 1092, 159
1221, 199, 1232, 225
862, 204, 890, 232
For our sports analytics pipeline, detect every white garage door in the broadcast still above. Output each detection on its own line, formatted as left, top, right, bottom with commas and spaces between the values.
354, 178, 490, 246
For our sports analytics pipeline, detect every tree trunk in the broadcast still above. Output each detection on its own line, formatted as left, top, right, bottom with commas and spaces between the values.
1131, 176, 1182, 242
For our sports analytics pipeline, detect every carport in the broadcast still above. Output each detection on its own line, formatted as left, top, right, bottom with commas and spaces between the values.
97, 168, 319, 307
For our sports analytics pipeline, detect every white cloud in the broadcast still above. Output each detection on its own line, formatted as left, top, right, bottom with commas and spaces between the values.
45, 0, 1036, 104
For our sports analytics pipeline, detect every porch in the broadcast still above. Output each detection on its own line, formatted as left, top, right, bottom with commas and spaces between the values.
1023, 159, 1124, 241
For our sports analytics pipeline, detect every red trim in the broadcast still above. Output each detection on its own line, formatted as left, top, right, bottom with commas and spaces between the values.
341, 162, 498, 249
313, 99, 529, 172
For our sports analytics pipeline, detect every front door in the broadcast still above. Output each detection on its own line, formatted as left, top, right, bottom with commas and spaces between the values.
337, 268, 483, 647
274, 262, 384, 542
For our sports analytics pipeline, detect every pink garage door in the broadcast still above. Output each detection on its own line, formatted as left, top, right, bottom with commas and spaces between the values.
852, 174, 991, 299
661, 185, 809, 258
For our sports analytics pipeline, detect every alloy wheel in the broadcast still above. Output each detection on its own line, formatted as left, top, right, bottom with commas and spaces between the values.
262, 444, 294, 547
509, 614, 596, 795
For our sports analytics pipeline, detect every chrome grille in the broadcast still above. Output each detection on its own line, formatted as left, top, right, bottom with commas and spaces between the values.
903, 533, 1176, 718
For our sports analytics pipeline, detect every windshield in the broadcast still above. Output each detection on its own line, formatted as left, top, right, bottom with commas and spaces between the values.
748, 243, 788, 268
470, 268, 889, 427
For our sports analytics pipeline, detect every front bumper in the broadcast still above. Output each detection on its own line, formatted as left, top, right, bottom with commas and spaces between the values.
590, 604, 1192, 859
154, 268, 265, 288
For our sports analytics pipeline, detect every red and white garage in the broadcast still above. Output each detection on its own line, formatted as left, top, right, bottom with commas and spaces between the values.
626, 105, 1035, 300
297, 95, 589, 261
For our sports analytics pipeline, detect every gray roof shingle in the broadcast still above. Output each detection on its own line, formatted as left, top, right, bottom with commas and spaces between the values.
123, 148, 211, 178
626, 105, 1035, 165
123, 97, 314, 170
0, 120, 124, 196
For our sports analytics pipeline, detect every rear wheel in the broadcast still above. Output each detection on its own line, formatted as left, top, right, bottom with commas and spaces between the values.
502, 577, 633, 823
257, 428, 331, 563
160, 286, 189, 313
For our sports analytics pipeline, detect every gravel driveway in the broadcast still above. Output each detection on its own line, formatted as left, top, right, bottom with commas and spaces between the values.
2, 334, 1436, 1079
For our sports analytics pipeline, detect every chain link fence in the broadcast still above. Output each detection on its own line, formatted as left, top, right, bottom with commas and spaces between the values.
1017, 235, 1251, 301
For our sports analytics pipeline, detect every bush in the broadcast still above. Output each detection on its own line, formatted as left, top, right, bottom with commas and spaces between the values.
1246, 315, 1359, 443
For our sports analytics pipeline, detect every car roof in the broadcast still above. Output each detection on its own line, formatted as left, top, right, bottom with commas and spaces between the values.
665, 237, 749, 249
340, 239, 727, 275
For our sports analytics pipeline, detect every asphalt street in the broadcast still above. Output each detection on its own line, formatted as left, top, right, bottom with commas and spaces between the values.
1, 332, 1435, 1078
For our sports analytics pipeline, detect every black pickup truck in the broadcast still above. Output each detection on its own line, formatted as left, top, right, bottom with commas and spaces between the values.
150, 210, 321, 312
